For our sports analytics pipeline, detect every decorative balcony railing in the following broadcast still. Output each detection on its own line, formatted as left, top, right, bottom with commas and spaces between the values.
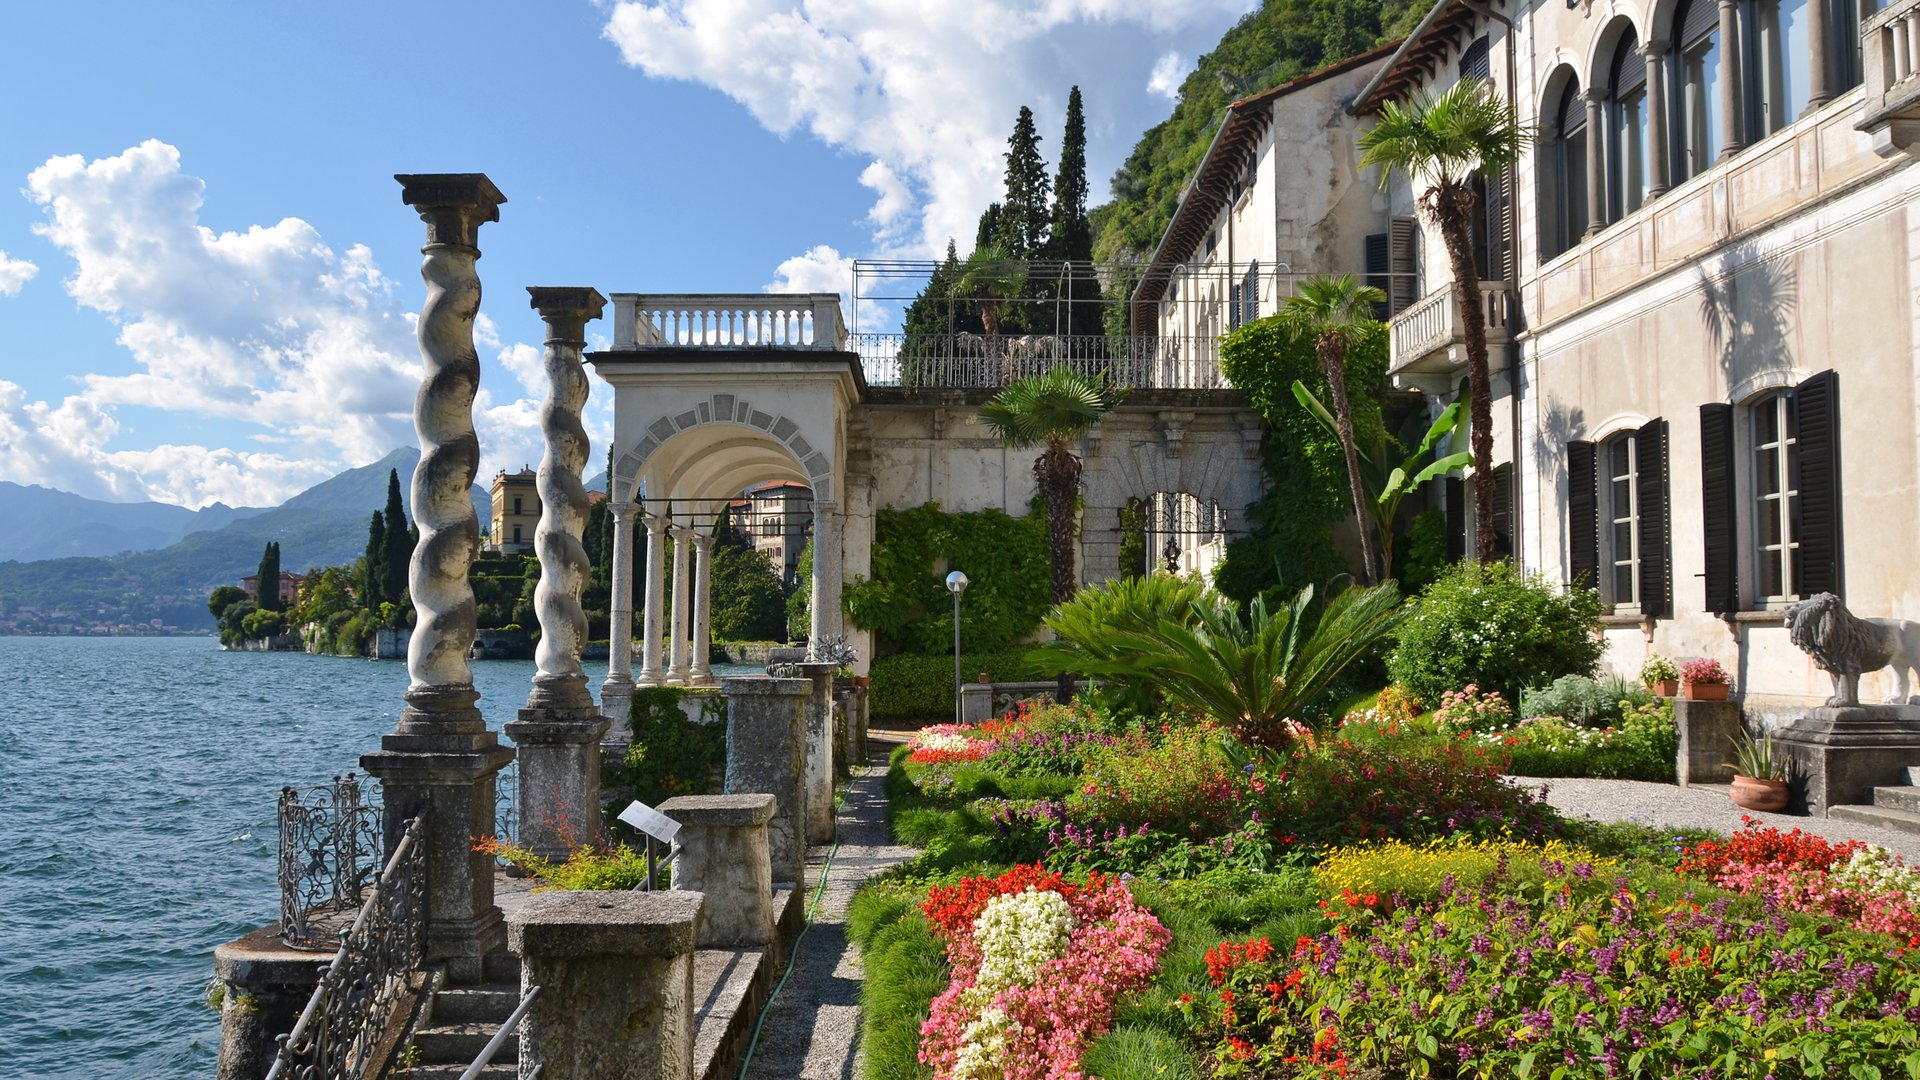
1859, 0, 1920, 155
609, 293, 846, 350
279, 775, 383, 950
852, 332, 1225, 391
1387, 281, 1513, 391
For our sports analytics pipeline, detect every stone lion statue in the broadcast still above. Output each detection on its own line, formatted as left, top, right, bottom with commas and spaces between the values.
1783, 592, 1920, 706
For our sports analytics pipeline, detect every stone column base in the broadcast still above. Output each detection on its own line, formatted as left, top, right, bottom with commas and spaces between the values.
658, 794, 776, 947
722, 676, 809, 890
212, 928, 332, 1080
1675, 699, 1745, 786
1773, 705, 1920, 815
600, 676, 635, 745
505, 707, 614, 863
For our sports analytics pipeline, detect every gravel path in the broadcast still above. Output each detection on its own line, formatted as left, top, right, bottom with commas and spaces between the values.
1509, 776, 1920, 862
742, 746, 916, 1080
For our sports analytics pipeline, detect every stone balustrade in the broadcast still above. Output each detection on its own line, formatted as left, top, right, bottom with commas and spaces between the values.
657, 794, 777, 947
609, 293, 846, 350
720, 676, 810, 890
1387, 280, 1513, 389
1861, 0, 1920, 154
508, 891, 703, 1080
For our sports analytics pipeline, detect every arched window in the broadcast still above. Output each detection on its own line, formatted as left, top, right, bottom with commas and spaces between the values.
1608, 29, 1650, 219
1544, 78, 1589, 260
1748, 0, 1811, 137
1673, 0, 1723, 182
1834, 0, 1882, 94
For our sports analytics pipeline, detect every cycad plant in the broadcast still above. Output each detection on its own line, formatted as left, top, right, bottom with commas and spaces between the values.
1274, 273, 1388, 584
1036, 578, 1404, 747
1359, 76, 1529, 562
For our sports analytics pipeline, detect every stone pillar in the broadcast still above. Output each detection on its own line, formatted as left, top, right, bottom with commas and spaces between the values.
836, 688, 859, 778
1774, 706, 1920, 815
657, 793, 776, 947
793, 660, 838, 844
508, 891, 703, 1080
1644, 41, 1672, 197
1675, 698, 1745, 786
211, 933, 329, 1080
603, 499, 638, 736
1808, 0, 1834, 108
1718, 0, 1746, 159
668, 525, 693, 684
639, 513, 669, 686
507, 286, 613, 862
960, 682, 995, 725
808, 501, 843, 653
690, 532, 716, 686
1584, 91, 1607, 237
361, 173, 513, 984
722, 676, 809, 889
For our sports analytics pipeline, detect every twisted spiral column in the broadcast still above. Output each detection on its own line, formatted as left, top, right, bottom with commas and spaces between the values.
524, 287, 606, 714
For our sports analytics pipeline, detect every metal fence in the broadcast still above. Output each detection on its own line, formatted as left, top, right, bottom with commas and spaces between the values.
266, 814, 428, 1080
279, 775, 384, 950
851, 332, 1226, 391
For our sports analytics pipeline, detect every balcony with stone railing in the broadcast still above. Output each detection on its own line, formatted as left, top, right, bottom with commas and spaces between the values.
1386, 280, 1513, 395
609, 293, 847, 350
1859, 0, 1920, 155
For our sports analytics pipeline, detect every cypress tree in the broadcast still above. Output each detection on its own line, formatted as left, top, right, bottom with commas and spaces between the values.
257, 540, 282, 611
902, 239, 982, 339
362, 511, 385, 611
380, 469, 410, 604
998, 106, 1051, 257
975, 204, 1004, 252
1049, 87, 1092, 263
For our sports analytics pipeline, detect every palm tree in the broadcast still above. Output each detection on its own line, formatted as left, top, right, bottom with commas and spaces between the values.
956, 242, 1029, 380
1035, 578, 1405, 747
1358, 76, 1529, 563
980, 368, 1123, 699
1275, 274, 1388, 585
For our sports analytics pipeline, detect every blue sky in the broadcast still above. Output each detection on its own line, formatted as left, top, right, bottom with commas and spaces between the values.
0, 0, 1251, 509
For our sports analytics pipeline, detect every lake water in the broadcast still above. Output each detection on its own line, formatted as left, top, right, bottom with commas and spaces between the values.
0, 635, 738, 1079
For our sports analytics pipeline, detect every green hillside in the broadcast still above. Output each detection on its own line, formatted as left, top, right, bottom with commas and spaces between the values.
1091, 0, 1426, 267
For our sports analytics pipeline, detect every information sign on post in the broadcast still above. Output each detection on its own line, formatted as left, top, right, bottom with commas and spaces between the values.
618, 800, 682, 844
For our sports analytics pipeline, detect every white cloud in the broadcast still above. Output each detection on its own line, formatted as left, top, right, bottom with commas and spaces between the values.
0, 250, 36, 295
11, 140, 554, 509
1147, 51, 1187, 101
602, 0, 1253, 261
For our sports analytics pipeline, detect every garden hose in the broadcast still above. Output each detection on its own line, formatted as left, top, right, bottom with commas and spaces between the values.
736, 760, 867, 1080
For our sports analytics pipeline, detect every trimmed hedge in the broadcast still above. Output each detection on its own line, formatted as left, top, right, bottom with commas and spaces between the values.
869, 647, 1047, 723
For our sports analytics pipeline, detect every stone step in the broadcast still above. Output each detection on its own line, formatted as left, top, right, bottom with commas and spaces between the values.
1907, 766, 1920, 785
431, 982, 520, 1024
1873, 785, 1920, 815
412, 1022, 516, 1064
1829, 803, 1920, 836
391, 1066, 516, 1080
483, 947, 522, 984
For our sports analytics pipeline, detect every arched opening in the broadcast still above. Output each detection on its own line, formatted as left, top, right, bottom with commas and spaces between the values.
1672, 0, 1724, 183
1540, 71, 1589, 261
1606, 26, 1651, 220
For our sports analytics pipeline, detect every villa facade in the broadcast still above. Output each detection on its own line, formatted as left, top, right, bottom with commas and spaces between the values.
488, 467, 539, 553
1153, 0, 1917, 709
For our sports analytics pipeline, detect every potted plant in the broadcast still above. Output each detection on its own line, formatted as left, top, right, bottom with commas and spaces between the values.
1726, 729, 1789, 811
1641, 654, 1680, 698
1680, 657, 1731, 701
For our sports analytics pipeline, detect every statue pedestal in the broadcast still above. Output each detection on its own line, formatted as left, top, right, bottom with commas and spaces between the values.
1675, 699, 1745, 786
1773, 705, 1920, 815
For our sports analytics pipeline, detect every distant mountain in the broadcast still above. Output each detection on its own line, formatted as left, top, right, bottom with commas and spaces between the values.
0, 482, 270, 562
0, 449, 493, 632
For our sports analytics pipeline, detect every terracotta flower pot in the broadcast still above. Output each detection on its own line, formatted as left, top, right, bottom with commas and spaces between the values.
1652, 679, 1679, 698
1729, 774, 1789, 812
1683, 680, 1729, 701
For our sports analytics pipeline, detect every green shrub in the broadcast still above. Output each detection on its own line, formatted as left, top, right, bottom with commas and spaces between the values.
609, 687, 726, 813
1071, 725, 1249, 835
869, 647, 1045, 722
1388, 560, 1604, 703
1519, 673, 1653, 727
1499, 698, 1677, 781
846, 884, 950, 1080
844, 501, 1052, 655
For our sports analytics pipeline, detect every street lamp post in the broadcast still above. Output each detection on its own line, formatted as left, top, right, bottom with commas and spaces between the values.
946, 570, 969, 726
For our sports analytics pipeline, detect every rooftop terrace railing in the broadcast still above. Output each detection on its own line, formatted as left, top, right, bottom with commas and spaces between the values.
852, 332, 1225, 390
609, 293, 846, 350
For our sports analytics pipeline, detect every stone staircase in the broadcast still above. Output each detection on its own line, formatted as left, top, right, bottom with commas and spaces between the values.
399, 952, 523, 1080
1829, 766, 1920, 835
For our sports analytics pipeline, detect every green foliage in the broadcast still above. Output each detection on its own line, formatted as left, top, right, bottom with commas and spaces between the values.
207, 585, 248, 620
1519, 673, 1653, 728
1071, 725, 1250, 834
1389, 560, 1605, 704
240, 607, 287, 640
1215, 315, 1388, 601
868, 647, 1046, 722
997, 105, 1051, 257
1499, 700, 1678, 782
217, 599, 257, 646
360, 510, 385, 611
255, 540, 282, 611
709, 542, 789, 642
843, 502, 1051, 657
1036, 578, 1405, 746
478, 837, 659, 891
785, 536, 813, 642
1357, 75, 1532, 196
379, 469, 409, 605
1092, 0, 1427, 265
611, 687, 728, 810
1398, 507, 1450, 593
845, 885, 950, 1080
471, 554, 533, 630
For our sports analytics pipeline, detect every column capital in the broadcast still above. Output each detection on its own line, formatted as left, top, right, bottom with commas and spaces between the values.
645, 513, 671, 536
394, 173, 505, 249
526, 286, 607, 344
610, 499, 637, 517
1640, 38, 1671, 57
1581, 87, 1608, 105
691, 531, 714, 549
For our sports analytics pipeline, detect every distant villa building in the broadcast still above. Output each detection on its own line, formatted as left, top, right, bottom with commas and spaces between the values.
242, 571, 304, 606
488, 467, 539, 553
727, 480, 813, 583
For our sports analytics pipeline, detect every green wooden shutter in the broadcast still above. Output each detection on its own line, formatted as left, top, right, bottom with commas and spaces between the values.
1635, 418, 1672, 616
1699, 403, 1738, 614
1794, 370, 1843, 597
1568, 440, 1598, 589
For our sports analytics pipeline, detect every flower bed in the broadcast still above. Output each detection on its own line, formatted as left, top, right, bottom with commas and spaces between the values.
1680, 817, 1920, 944
918, 865, 1170, 1079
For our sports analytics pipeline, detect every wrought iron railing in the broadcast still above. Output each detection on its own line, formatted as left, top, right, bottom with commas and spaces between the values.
266, 814, 428, 1080
851, 332, 1225, 390
494, 757, 518, 849
279, 775, 384, 950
